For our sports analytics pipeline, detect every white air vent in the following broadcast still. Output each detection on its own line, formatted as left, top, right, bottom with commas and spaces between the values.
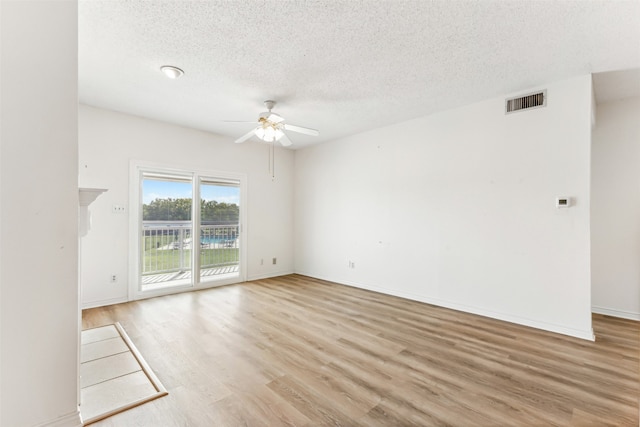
505, 90, 546, 114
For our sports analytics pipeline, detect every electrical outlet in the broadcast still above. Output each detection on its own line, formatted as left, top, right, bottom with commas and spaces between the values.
348, 261, 355, 269
110, 274, 117, 283
112, 204, 126, 214
272, 257, 277, 265
261, 258, 264, 265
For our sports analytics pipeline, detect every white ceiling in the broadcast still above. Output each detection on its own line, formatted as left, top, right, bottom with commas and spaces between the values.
79, 0, 640, 149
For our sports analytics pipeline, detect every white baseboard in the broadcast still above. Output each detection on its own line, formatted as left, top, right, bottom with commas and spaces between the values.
592, 306, 640, 321
247, 270, 294, 281
82, 296, 128, 310
296, 271, 595, 341
34, 410, 83, 427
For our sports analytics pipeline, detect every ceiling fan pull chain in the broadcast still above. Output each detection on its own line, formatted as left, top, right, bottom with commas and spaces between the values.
272, 140, 276, 180
268, 140, 275, 180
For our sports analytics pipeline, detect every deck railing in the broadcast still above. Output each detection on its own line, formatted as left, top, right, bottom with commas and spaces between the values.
142, 221, 239, 276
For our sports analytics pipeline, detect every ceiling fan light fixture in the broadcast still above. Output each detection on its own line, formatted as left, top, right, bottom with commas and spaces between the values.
255, 126, 283, 142
160, 65, 184, 79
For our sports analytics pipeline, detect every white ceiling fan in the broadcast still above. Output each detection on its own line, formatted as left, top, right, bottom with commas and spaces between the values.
229, 100, 319, 146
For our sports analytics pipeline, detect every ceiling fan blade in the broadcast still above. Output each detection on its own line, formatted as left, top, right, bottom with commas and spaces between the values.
267, 113, 285, 123
235, 128, 257, 144
279, 132, 293, 147
283, 123, 319, 136
223, 120, 259, 123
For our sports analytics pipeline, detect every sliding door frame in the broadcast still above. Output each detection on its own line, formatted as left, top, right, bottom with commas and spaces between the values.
128, 160, 247, 301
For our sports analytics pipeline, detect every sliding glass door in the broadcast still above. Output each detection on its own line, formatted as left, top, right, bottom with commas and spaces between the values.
133, 165, 244, 296
140, 172, 193, 291
198, 178, 240, 283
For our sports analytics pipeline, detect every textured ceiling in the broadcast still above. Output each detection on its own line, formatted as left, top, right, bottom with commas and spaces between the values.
79, 0, 640, 149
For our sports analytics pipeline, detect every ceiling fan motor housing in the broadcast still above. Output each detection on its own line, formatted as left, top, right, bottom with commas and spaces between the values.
259, 112, 284, 123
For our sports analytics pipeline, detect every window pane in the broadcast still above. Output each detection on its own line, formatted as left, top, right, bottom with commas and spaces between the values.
141, 175, 193, 291
142, 177, 192, 221
199, 180, 240, 281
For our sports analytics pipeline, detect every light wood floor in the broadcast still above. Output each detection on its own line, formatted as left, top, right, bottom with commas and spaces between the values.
82, 274, 639, 426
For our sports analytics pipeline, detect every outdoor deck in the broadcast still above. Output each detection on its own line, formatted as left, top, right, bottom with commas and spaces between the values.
142, 265, 239, 285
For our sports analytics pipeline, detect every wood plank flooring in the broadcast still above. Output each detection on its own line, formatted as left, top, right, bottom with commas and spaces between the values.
82, 274, 639, 426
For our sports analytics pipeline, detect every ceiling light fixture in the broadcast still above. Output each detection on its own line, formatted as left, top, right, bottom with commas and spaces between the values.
254, 119, 284, 142
160, 65, 184, 79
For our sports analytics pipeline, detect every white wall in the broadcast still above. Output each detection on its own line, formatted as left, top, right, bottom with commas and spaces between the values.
79, 105, 294, 308
294, 75, 594, 340
591, 96, 640, 320
1, 1, 81, 426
